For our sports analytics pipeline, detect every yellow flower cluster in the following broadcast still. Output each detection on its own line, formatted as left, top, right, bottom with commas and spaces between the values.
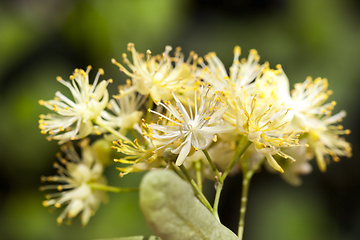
38, 43, 352, 225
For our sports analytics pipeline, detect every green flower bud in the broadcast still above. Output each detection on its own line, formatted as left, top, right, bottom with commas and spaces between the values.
91, 139, 113, 166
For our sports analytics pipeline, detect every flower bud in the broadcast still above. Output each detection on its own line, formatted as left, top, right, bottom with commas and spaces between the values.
92, 139, 113, 166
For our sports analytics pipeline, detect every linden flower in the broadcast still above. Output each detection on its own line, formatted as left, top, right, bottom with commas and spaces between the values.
266, 143, 312, 186
39, 66, 111, 144
199, 46, 266, 94
146, 86, 234, 166
274, 68, 352, 171
275, 67, 337, 125
100, 81, 146, 134
111, 43, 198, 102
40, 139, 107, 226
306, 112, 351, 172
112, 139, 158, 177
232, 91, 304, 173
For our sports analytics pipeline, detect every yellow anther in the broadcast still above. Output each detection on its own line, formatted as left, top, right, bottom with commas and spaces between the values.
234, 46, 241, 54
249, 49, 258, 55
126, 43, 134, 52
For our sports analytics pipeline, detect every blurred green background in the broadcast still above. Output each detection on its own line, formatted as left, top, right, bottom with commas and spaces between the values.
1, 0, 360, 239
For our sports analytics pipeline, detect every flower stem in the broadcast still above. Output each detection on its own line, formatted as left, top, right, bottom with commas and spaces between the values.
205, 138, 252, 223
222, 139, 252, 181
95, 118, 130, 141
202, 149, 223, 184
213, 182, 223, 222
179, 164, 214, 213
238, 157, 265, 239
194, 160, 203, 192
88, 183, 138, 193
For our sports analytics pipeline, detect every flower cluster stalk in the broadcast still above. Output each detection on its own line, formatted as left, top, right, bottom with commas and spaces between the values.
238, 157, 265, 239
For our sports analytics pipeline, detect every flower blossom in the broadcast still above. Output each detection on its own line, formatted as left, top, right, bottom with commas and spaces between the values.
232, 89, 304, 173
145, 86, 234, 166
266, 143, 312, 186
199, 46, 266, 95
40, 139, 107, 226
112, 139, 159, 177
274, 67, 352, 171
275, 68, 337, 125
306, 112, 351, 172
111, 43, 198, 102
100, 80, 146, 135
39, 66, 111, 144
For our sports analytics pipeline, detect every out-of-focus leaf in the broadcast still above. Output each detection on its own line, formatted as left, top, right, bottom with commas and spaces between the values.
62, 2, 112, 62
139, 170, 238, 240
96, 236, 161, 240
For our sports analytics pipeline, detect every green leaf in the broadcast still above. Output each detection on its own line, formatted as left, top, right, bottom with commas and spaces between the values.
140, 170, 238, 240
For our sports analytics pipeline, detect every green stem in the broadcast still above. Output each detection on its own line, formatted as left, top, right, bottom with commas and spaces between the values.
88, 183, 138, 193
171, 162, 186, 180
205, 138, 252, 223
194, 160, 203, 192
222, 139, 252, 181
238, 158, 265, 239
179, 165, 213, 213
95, 119, 130, 141
212, 182, 223, 222
202, 149, 223, 184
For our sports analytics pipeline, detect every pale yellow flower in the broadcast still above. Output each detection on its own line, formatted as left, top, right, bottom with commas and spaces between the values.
39, 66, 111, 144
146, 86, 234, 166
199, 46, 269, 98
306, 112, 351, 172
275, 68, 336, 126
100, 81, 146, 134
40, 139, 107, 226
231, 89, 304, 173
266, 143, 312, 186
111, 43, 198, 102
274, 67, 352, 171
112, 139, 158, 177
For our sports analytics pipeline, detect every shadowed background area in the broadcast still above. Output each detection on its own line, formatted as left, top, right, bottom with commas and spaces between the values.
0, 0, 360, 239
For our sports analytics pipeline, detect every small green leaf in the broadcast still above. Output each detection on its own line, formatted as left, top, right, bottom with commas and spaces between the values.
140, 170, 238, 240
